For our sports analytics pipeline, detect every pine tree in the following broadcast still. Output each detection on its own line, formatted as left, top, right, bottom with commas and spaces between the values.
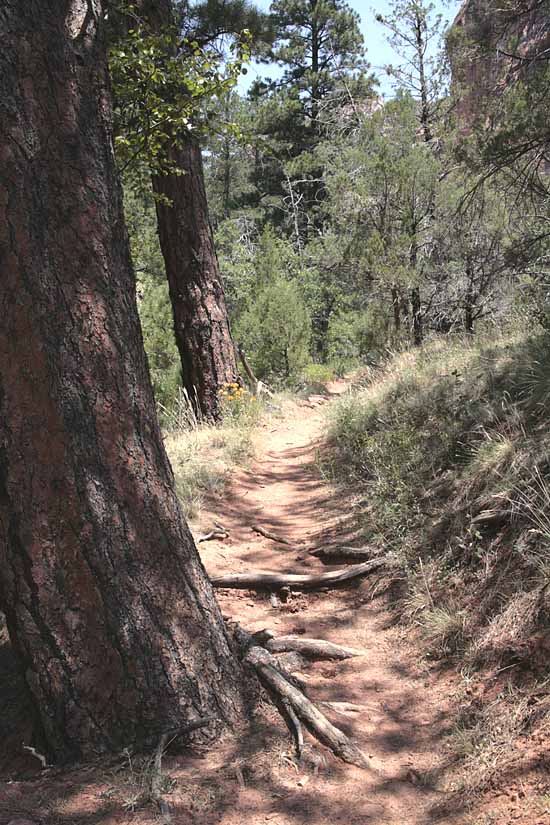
0, 0, 246, 761
249, 0, 372, 236
376, 0, 449, 343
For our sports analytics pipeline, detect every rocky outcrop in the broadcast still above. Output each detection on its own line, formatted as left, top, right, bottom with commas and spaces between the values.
448, 0, 550, 129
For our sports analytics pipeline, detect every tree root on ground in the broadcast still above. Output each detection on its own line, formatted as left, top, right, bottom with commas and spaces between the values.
233, 625, 369, 770
211, 556, 390, 591
309, 546, 379, 563
244, 645, 369, 769
262, 631, 365, 660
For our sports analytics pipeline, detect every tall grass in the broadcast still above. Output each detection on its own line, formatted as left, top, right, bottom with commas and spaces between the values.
325, 324, 550, 659
162, 386, 264, 519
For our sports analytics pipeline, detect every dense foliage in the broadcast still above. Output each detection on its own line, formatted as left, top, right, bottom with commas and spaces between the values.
121, 0, 550, 397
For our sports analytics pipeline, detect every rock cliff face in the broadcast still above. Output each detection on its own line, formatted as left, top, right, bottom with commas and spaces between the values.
448, 0, 550, 128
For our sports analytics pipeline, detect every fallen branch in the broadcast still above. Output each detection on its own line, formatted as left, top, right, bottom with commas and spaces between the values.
198, 529, 228, 543
22, 743, 49, 769
143, 716, 217, 748
143, 718, 216, 819
245, 646, 369, 769
309, 546, 377, 564
252, 525, 292, 545
266, 635, 365, 660
211, 556, 390, 591
237, 343, 274, 397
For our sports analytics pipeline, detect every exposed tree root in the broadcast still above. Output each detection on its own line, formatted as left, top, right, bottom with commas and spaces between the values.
244, 646, 369, 769
151, 733, 172, 823
264, 633, 365, 660
252, 525, 292, 545
211, 556, 390, 591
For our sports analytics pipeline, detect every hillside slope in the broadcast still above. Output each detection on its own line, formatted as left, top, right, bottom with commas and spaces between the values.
328, 327, 550, 816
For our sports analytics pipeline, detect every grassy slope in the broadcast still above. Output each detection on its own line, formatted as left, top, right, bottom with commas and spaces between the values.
327, 326, 550, 801
164, 390, 277, 520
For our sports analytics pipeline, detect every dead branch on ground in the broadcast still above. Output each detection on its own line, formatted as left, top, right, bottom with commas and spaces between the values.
150, 733, 172, 823
252, 524, 292, 545
211, 556, 391, 591
237, 343, 274, 397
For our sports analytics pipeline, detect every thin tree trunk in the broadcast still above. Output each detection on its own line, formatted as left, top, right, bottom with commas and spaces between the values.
411, 286, 423, 346
311, 2, 320, 132
409, 228, 423, 346
464, 261, 475, 333
391, 284, 401, 332
0, 0, 245, 762
414, 10, 433, 145
221, 99, 232, 220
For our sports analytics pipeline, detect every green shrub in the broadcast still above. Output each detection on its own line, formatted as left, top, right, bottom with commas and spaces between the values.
137, 275, 181, 409
327, 306, 393, 371
300, 363, 335, 385
235, 276, 311, 379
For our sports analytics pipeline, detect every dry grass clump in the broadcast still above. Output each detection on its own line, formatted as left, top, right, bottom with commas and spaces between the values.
470, 587, 550, 670
447, 682, 550, 794
162, 386, 265, 519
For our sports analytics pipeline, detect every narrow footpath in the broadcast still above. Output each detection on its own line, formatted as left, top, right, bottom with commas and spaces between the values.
0, 388, 459, 825
193, 387, 455, 825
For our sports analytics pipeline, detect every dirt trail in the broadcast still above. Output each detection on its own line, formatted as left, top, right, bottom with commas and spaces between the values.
0, 387, 459, 825
193, 386, 454, 825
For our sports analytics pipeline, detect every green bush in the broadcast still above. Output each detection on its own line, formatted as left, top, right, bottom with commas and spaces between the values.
300, 363, 335, 385
235, 276, 311, 379
327, 306, 394, 373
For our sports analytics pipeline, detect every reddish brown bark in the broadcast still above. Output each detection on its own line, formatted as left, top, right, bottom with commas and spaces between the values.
0, 0, 245, 761
132, 0, 239, 421
152, 140, 240, 421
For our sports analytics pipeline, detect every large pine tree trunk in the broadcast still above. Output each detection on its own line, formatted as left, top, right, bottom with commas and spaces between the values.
152, 140, 240, 420
0, 0, 245, 762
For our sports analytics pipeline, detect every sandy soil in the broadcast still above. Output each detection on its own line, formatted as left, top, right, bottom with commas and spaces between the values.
1, 386, 547, 825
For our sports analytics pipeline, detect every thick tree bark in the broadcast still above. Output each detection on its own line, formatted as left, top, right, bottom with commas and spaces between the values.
0, 0, 245, 762
136, 0, 239, 421
152, 140, 240, 421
